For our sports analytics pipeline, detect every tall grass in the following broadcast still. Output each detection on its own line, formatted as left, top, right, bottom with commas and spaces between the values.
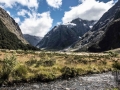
0, 54, 16, 84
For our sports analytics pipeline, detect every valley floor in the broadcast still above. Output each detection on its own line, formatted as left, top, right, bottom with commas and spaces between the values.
0, 49, 120, 88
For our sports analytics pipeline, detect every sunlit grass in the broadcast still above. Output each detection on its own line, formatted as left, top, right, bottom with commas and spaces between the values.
0, 49, 120, 85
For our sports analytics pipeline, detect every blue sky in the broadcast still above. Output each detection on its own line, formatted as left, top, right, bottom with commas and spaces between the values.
0, 0, 118, 37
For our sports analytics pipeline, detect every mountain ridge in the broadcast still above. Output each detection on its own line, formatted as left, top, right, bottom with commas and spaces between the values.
37, 18, 96, 50
24, 34, 42, 47
0, 7, 28, 44
0, 7, 38, 50
70, 0, 120, 52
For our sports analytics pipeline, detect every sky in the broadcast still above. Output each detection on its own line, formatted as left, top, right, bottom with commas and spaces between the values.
0, 0, 118, 37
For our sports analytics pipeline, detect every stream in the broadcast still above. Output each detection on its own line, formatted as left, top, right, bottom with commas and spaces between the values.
0, 72, 119, 90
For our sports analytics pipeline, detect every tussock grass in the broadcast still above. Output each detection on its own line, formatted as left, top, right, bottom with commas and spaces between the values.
0, 49, 119, 85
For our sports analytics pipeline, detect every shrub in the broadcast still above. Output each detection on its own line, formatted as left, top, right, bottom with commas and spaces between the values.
113, 61, 120, 70
43, 60, 56, 67
35, 72, 56, 81
61, 66, 79, 78
109, 51, 118, 57
101, 60, 107, 65
13, 65, 28, 80
35, 59, 56, 67
25, 58, 37, 66
0, 55, 16, 81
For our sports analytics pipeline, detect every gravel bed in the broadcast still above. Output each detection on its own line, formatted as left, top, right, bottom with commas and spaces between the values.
0, 72, 119, 90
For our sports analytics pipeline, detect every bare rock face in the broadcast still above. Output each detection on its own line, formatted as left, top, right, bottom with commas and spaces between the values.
70, 0, 120, 52
0, 7, 28, 44
36, 18, 95, 50
88, 17, 120, 52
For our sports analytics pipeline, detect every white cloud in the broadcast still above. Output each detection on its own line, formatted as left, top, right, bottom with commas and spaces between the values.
14, 17, 21, 24
0, 0, 39, 9
62, 0, 115, 23
57, 22, 61, 25
7, 11, 10, 15
46, 0, 62, 8
20, 11, 53, 37
17, 9, 28, 17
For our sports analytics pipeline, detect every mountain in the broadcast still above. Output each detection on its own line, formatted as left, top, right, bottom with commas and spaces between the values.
88, 18, 120, 52
24, 34, 42, 46
0, 7, 28, 44
70, 0, 120, 52
0, 7, 37, 50
36, 18, 96, 50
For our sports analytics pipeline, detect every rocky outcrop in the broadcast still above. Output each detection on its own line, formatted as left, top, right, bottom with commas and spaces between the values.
37, 18, 95, 50
70, 0, 120, 52
24, 34, 42, 46
88, 19, 120, 52
0, 7, 28, 44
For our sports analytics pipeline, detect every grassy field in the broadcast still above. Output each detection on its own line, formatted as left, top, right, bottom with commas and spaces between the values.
0, 49, 120, 85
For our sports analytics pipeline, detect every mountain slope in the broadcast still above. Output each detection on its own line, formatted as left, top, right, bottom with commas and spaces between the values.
37, 18, 95, 50
0, 7, 28, 44
70, 0, 120, 52
24, 34, 42, 46
88, 12, 120, 52
0, 7, 38, 50
0, 19, 36, 50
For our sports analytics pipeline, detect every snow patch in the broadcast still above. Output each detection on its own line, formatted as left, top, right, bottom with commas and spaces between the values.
79, 18, 82, 21
83, 23, 86, 26
53, 26, 59, 32
64, 22, 76, 28
89, 26, 93, 28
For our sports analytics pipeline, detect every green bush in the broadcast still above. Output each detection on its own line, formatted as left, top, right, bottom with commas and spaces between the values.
13, 65, 28, 80
113, 61, 120, 70
0, 55, 16, 81
43, 60, 56, 67
35, 59, 56, 67
108, 51, 118, 57
61, 66, 79, 78
35, 73, 56, 81
25, 58, 37, 66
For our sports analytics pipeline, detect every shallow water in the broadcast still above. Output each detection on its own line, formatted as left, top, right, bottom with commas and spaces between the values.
0, 72, 119, 90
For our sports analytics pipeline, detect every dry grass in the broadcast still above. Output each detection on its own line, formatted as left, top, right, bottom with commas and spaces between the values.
0, 49, 120, 84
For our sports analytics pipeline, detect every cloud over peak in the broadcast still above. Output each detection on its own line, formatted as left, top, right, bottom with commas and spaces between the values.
19, 10, 53, 37
62, 0, 115, 23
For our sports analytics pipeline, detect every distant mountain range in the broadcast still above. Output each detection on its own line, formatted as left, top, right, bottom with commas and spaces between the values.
24, 34, 42, 46
36, 18, 96, 50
